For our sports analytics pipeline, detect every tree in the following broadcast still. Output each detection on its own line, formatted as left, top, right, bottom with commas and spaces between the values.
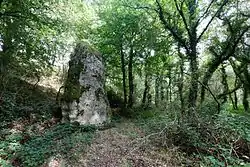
96, 0, 170, 108
153, 0, 230, 112
200, 10, 250, 104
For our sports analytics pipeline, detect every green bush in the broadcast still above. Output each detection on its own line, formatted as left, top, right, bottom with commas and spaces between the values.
0, 123, 95, 167
133, 106, 250, 167
18, 123, 95, 167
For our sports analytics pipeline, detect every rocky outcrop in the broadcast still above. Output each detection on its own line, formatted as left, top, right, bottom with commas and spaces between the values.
61, 43, 109, 125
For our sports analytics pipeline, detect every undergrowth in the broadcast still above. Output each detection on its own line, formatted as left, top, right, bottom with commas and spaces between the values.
132, 105, 250, 167
0, 77, 96, 167
0, 77, 55, 125
0, 123, 96, 167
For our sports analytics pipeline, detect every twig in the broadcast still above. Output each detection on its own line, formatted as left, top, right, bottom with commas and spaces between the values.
129, 120, 177, 153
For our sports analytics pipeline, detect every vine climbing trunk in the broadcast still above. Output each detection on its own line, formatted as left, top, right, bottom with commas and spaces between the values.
178, 44, 184, 113
61, 43, 110, 125
187, 41, 198, 112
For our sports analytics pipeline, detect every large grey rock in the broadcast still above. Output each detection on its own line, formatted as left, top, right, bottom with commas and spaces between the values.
61, 43, 110, 125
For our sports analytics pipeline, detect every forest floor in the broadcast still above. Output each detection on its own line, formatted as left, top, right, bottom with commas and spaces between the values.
78, 120, 184, 167
0, 78, 185, 167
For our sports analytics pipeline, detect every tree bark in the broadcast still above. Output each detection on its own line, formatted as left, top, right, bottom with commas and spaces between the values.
155, 77, 160, 107
178, 45, 185, 113
168, 67, 172, 103
200, 26, 250, 104
243, 67, 250, 112
128, 46, 134, 108
200, 58, 222, 104
220, 65, 229, 105
120, 44, 127, 105
234, 78, 238, 110
187, 43, 198, 111
160, 76, 164, 102
243, 84, 249, 112
142, 73, 149, 105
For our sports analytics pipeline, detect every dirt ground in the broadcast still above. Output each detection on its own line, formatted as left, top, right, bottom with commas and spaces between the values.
77, 121, 183, 167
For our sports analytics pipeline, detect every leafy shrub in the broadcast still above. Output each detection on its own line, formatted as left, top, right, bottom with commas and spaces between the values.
0, 123, 95, 167
17, 123, 95, 167
134, 106, 250, 166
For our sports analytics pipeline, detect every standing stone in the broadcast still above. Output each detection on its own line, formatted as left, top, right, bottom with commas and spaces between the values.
61, 43, 110, 125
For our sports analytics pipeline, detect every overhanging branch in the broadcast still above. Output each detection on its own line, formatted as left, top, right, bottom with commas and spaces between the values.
195, 0, 216, 28
174, 0, 191, 38
155, 0, 189, 52
197, 0, 229, 43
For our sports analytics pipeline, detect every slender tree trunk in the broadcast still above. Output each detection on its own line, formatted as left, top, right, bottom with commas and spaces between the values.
167, 66, 172, 103
147, 92, 152, 108
142, 73, 149, 105
234, 78, 238, 109
155, 77, 160, 107
243, 67, 249, 112
120, 45, 127, 106
220, 65, 235, 107
120, 45, 127, 105
243, 84, 249, 112
128, 46, 134, 108
166, 84, 169, 103
160, 76, 164, 102
178, 45, 184, 113
220, 65, 229, 105
168, 76, 172, 103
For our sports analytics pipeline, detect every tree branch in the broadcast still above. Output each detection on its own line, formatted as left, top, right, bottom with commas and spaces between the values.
184, 72, 220, 113
217, 83, 242, 99
197, 0, 229, 43
155, 0, 189, 52
174, 0, 191, 37
0, 11, 23, 18
122, 3, 157, 12
195, 0, 216, 28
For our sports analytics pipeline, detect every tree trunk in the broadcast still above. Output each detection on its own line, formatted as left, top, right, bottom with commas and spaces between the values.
128, 46, 134, 108
168, 68, 172, 103
142, 73, 149, 105
160, 76, 164, 102
188, 46, 198, 111
220, 65, 236, 107
169, 78, 172, 103
155, 77, 160, 107
243, 84, 249, 112
120, 45, 127, 105
220, 65, 229, 105
234, 78, 238, 110
200, 58, 222, 104
178, 45, 184, 113
243, 67, 250, 112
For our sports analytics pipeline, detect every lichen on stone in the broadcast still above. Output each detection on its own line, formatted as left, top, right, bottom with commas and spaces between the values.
61, 42, 110, 125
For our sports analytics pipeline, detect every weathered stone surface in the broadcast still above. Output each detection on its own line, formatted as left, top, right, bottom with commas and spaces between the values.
61, 43, 110, 125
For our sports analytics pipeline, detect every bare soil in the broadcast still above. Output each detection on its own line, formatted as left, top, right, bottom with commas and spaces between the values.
78, 121, 183, 167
